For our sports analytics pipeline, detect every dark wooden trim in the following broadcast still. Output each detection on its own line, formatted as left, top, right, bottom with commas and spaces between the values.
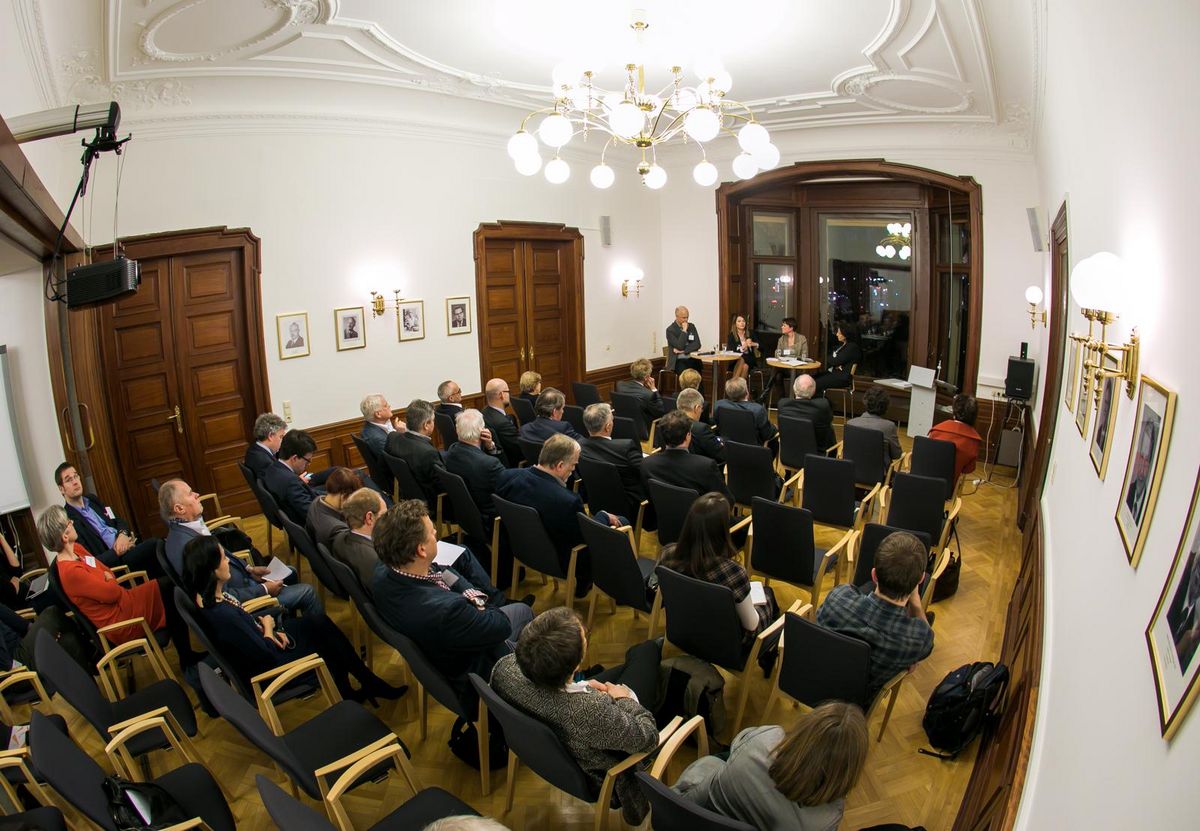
0, 115, 84, 259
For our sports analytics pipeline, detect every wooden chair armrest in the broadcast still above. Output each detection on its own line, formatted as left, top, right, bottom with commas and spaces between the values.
856, 483, 882, 527
757, 610, 790, 643
110, 564, 129, 575
0, 752, 51, 808
114, 570, 149, 586
97, 616, 151, 638
18, 568, 45, 582
159, 821, 210, 831
729, 515, 753, 535
827, 528, 856, 563
242, 595, 280, 613
252, 654, 340, 734
97, 638, 169, 695
649, 714, 709, 778
885, 456, 905, 488
930, 548, 952, 581
605, 715, 685, 780
0, 669, 49, 704
827, 441, 843, 456
778, 469, 803, 502
207, 516, 243, 532
14, 608, 35, 621
107, 705, 171, 735
230, 548, 252, 563
319, 735, 421, 800
105, 714, 198, 779
571, 478, 581, 493
199, 492, 224, 515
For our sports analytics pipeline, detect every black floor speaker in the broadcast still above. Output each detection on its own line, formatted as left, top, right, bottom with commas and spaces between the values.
1005, 357, 1035, 400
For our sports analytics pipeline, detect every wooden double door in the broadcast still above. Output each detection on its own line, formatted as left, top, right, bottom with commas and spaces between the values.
474, 222, 585, 396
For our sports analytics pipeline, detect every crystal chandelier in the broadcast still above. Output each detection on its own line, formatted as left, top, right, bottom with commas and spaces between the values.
506, 10, 778, 190
876, 222, 912, 260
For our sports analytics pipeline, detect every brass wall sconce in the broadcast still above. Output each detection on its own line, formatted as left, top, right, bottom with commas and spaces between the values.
621, 277, 643, 298
1068, 252, 1139, 401
370, 289, 404, 321
1024, 285, 1047, 328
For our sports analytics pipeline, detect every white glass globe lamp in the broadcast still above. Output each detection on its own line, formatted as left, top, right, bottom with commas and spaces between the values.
884, 244, 896, 258
538, 114, 573, 148
876, 245, 887, 257
515, 154, 542, 176
544, 157, 570, 184
738, 122, 769, 153
899, 245, 911, 260
1070, 251, 1125, 312
731, 153, 759, 180
590, 163, 615, 189
610, 102, 645, 139
752, 142, 780, 171
692, 160, 718, 186
507, 131, 538, 161
643, 164, 668, 189
684, 107, 720, 142
1025, 285, 1044, 305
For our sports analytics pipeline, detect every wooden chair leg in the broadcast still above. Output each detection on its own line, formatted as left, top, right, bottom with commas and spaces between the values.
878, 684, 901, 742
585, 591, 599, 637
478, 700, 491, 796
504, 754, 519, 815
418, 687, 428, 741
733, 671, 753, 736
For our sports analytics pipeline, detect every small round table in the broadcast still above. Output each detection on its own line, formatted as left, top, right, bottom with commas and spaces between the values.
698, 351, 744, 400
765, 357, 822, 400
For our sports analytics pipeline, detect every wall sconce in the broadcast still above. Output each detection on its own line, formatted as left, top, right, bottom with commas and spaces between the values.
1067, 252, 1139, 401
621, 276, 643, 298
370, 289, 404, 320
616, 264, 644, 298
1024, 285, 1047, 328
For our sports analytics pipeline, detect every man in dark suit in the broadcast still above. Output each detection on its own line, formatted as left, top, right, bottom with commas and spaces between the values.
778, 374, 838, 452
640, 410, 732, 501
372, 499, 533, 709
444, 409, 506, 523
674, 389, 725, 464
55, 462, 161, 575
358, 393, 400, 499
665, 305, 703, 376
713, 376, 779, 449
160, 478, 321, 616
614, 358, 665, 427
518, 388, 583, 442
436, 380, 464, 421
385, 399, 445, 503
244, 412, 287, 478
579, 403, 651, 526
262, 429, 320, 526
483, 377, 522, 468
333, 488, 388, 591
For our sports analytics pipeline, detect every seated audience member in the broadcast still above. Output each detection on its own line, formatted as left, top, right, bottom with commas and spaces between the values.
482, 377, 522, 468
422, 817, 509, 831
436, 380, 465, 421
813, 322, 862, 395
578, 403, 650, 525
614, 358, 665, 425
845, 386, 903, 469
359, 393, 401, 458
928, 394, 983, 482
677, 368, 710, 422
36, 506, 195, 661
659, 493, 778, 639
0, 534, 27, 610
372, 500, 533, 705
518, 371, 543, 405
490, 607, 662, 825
673, 388, 725, 464
673, 701, 868, 830
518, 388, 583, 442
161, 479, 322, 617
305, 466, 362, 552
180, 536, 404, 705
816, 531, 933, 698
56, 462, 161, 577
262, 429, 320, 526
666, 305, 703, 376
641, 410, 732, 502
778, 374, 838, 452
245, 412, 287, 478
385, 399, 444, 503
444, 409, 506, 525
498, 435, 621, 597
333, 488, 387, 591
714, 377, 779, 448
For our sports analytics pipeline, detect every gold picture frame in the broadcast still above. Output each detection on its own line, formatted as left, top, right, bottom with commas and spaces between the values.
398, 300, 425, 342
334, 306, 366, 351
1064, 339, 1080, 413
1146, 467, 1200, 740
276, 312, 310, 360
1073, 356, 1092, 436
1116, 375, 1176, 567
446, 296, 471, 336
1089, 358, 1121, 479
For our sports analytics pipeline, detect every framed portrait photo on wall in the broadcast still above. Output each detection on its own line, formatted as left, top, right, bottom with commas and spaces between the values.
446, 297, 471, 335
398, 300, 425, 342
1074, 360, 1092, 436
1146, 468, 1200, 741
1089, 364, 1120, 479
1065, 340, 1080, 413
1116, 375, 1176, 567
335, 306, 366, 351
277, 312, 309, 360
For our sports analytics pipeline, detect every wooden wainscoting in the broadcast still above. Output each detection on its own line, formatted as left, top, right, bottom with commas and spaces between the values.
583, 357, 666, 402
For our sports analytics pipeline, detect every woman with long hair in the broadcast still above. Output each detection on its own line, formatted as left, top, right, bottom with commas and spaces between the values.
726, 313, 760, 381
813, 321, 862, 395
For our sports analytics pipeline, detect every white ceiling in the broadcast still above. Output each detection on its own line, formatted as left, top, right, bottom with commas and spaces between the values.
15, 0, 1037, 149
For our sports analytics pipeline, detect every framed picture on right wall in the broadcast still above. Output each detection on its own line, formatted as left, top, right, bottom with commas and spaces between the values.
1116, 375, 1176, 567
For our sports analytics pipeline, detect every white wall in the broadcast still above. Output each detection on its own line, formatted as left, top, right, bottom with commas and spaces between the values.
1017, 1, 1200, 828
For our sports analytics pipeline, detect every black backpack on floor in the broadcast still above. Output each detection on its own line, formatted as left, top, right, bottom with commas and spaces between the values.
919, 661, 1008, 760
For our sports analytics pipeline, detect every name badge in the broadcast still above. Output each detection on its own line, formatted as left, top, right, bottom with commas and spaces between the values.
688, 333, 695, 341
104, 507, 115, 519
84, 556, 96, 568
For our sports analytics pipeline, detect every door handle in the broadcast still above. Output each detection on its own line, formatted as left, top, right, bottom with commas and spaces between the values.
167, 405, 184, 434
529, 346, 535, 364
60, 404, 96, 451
520, 345, 526, 362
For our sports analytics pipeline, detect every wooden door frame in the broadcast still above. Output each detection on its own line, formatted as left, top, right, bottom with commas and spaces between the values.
472, 221, 586, 394
44, 227, 269, 534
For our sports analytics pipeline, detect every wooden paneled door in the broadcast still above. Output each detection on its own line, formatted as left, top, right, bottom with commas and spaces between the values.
474, 221, 584, 396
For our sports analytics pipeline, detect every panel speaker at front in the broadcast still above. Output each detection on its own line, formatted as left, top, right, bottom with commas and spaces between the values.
1005, 356, 1036, 400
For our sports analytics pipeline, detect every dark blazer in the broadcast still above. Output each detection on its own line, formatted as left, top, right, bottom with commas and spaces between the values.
437, 403, 464, 421
614, 379, 665, 424
305, 497, 349, 552
519, 416, 582, 443
243, 442, 276, 479
845, 413, 903, 468
262, 460, 317, 526
445, 442, 506, 522
360, 421, 389, 459
518, 392, 539, 406
714, 399, 778, 444
640, 447, 732, 502
689, 421, 726, 465
496, 467, 585, 562
385, 431, 445, 502
165, 522, 266, 603
64, 496, 129, 566
778, 397, 837, 451
726, 332, 758, 370
828, 340, 862, 372
665, 321, 701, 372
579, 436, 646, 502
372, 561, 513, 702
483, 405, 522, 468
332, 531, 379, 593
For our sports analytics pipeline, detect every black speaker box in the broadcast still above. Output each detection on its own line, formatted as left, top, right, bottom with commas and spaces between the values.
1006, 356, 1035, 400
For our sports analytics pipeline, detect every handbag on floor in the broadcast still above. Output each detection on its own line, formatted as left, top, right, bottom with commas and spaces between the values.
447, 715, 508, 771
103, 775, 189, 830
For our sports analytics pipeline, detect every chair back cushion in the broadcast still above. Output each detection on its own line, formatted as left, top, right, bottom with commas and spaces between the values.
432, 467, 487, 543
635, 771, 755, 831
29, 710, 116, 830
434, 413, 457, 450
257, 774, 337, 831
749, 499, 818, 587
571, 382, 602, 407
577, 514, 651, 613
842, 425, 886, 485
375, 613, 469, 719
777, 612, 871, 709
349, 435, 388, 492
34, 630, 112, 735
278, 513, 347, 600
562, 405, 588, 436
610, 392, 650, 441
854, 524, 933, 587
886, 473, 947, 542
715, 407, 758, 446
724, 441, 778, 506
510, 396, 536, 427
382, 452, 431, 507
612, 416, 638, 442
238, 463, 284, 531
172, 587, 253, 700
576, 457, 631, 519
517, 438, 545, 467
493, 496, 566, 579
801, 455, 857, 528
646, 480, 699, 548
777, 416, 818, 470
911, 435, 959, 501
654, 566, 746, 671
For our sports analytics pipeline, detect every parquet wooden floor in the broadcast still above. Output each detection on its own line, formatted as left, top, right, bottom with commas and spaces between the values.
31, 426, 1019, 830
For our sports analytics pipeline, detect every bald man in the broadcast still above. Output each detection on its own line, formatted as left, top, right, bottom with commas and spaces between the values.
483, 377, 522, 467
665, 305, 702, 375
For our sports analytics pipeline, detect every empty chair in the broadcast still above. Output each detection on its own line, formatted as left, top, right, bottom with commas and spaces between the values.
824, 362, 859, 422
885, 472, 961, 556
562, 404, 588, 436
841, 424, 895, 490
257, 773, 479, 831
518, 437, 545, 467
646, 479, 699, 549
715, 407, 760, 446
432, 466, 501, 581
801, 454, 880, 533
239, 461, 287, 556
572, 381, 602, 407
612, 415, 639, 443
29, 709, 235, 831
911, 435, 960, 501
635, 771, 754, 831
493, 495, 582, 604
577, 514, 661, 637
748, 497, 852, 607
350, 434, 393, 501
576, 456, 649, 547
853, 523, 932, 589
777, 415, 823, 479
724, 441, 797, 512
434, 411, 457, 450
510, 395, 536, 426
611, 391, 656, 442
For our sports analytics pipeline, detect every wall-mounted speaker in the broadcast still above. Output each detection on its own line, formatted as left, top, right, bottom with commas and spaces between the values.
1006, 356, 1036, 400
1026, 206, 1047, 252
599, 215, 612, 247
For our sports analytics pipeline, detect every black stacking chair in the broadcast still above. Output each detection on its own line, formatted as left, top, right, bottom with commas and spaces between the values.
724, 441, 798, 512
239, 461, 287, 557
763, 607, 905, 742
577, 514, 661, 638
576, 457, 649, 547
493, 495, 583, 605
572, 382, 602, 407
911, 435, 960, 501
155, 538, 184, 588
510, 396, 535, 426
715, 406, 760, 446
29, 709, 235, 831
801, 454, 880, 532
636, 770, 754, 831
885, 472, 960, 554
432, 467, 502, 582
612, 415, 639, 442
0, 806, 66, 830
562, 404, 588, 436
257, 773, 479, 831
610, 391, 656, 442
661, 394, 677, 414
350, 434, 394, 502
777, 415, 822, 480
518, 437, 545, 467
433, 412, 457, 450
748, 497, 852, 607
381, 451, 431, 508
646, 479, 699, 549
279, 511, 347, 602
853, 523, 933, 590
654, 566, 786, 734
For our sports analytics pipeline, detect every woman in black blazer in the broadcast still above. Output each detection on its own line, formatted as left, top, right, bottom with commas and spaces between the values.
725, 313, 759, 381
814, 322, 862, 394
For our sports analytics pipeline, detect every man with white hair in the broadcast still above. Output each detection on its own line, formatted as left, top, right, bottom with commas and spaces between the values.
445, 409, 506, 524
713, 376, 778, 449
436, 380, 464, 421
359, 393, 402, 459
778, 373, 837, 451
673, 388, 726, 464
578, 403, 650, 526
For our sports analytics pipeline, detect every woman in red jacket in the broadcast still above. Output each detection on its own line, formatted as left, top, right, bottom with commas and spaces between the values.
928, 394, 984, 483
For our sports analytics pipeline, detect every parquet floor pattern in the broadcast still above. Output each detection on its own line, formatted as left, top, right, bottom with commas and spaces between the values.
32, 427, 1019, 830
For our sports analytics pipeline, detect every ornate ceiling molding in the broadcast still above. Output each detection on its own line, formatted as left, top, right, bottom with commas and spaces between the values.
12, 0, 61, 107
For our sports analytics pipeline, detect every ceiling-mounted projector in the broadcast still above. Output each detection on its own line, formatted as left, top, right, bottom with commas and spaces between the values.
65, 257, 140, 308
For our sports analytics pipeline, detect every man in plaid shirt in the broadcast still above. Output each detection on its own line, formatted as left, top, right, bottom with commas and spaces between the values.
816, 531, 934, 699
